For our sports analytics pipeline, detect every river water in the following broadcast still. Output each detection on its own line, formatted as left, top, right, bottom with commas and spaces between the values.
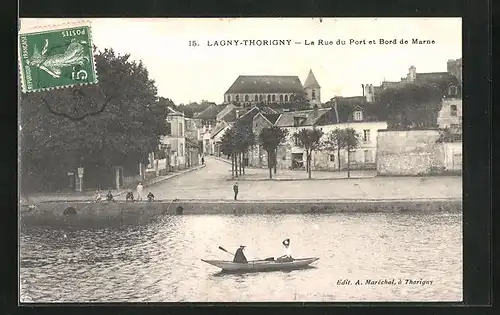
20, 212, 462, 302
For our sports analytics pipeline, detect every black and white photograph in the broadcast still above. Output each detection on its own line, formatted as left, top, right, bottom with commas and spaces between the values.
19, 18, 462, 303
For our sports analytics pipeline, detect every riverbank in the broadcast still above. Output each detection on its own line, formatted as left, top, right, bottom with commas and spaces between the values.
20, 198, 462, 229
20, 164, 206, 203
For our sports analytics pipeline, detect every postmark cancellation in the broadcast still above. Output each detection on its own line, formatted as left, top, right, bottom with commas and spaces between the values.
18, 21, 98, 93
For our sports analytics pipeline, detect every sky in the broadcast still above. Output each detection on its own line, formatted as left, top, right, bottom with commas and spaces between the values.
20, 18, 461, 105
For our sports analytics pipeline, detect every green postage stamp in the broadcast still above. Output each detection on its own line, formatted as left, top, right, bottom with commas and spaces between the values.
18, 21, 98, 93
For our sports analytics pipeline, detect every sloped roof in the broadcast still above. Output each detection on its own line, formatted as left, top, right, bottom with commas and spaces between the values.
274, 109, 329, 127
216, 104, 239, 121
195, 104, 220, 120
263, 113, 281, 124
210, 121, 230, 139
302, 109, 330, 125
167, 106, 183, 116
237, 106, 261, 122
225, 75, 304, 94
303, 69, 320, 89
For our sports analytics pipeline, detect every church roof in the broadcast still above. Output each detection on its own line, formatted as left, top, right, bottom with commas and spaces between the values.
225, 75, 304, 94
303, 69, 320, 89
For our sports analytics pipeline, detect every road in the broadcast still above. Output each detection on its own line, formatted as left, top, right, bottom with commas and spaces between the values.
145, 156, 462, 201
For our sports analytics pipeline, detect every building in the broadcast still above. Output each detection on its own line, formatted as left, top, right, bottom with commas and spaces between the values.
162, 107, 186, 170
193, 103, 221, 155
223, 69, 321, 107
243, 95, 387, 171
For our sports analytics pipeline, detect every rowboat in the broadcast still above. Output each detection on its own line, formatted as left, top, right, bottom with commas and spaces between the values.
201, 257, 319, 272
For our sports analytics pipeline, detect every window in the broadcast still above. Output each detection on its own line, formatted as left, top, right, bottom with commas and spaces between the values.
179, 143, 184, 156
293, 117, 301, 127
236, 95, 239, 102
448, 85, 458, 96
353, 111, 363, 121
294, 134, 301, 146
260, 95, 264, 101
272, 95, 276, 102
267, 95, 271, 102
255, 94, 258, 101
329, 154, 335, 162
450, 105, 458, 116
364, 150, 371, 163
285, 95, 289, 102
312, 90, 316, 100
280, 94, 284, 102
245, 95, 249, 101
166, 122, 172, 135
179, 123, 183, 136
363, 129, 370, 143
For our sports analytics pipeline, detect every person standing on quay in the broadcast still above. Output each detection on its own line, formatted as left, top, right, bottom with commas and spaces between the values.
233, 182, 239, 200
136, 182, 144, 201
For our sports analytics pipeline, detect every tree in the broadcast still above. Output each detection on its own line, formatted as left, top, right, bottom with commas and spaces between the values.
232, 120, 256, 176
19, 48, 167, 192
322, 128, 344, 171
220, 128, 237, 178
322, 128, 360, 177
373, 83, 444, 129
294, 128, 324, 179
258, 126, 289, 179
289, 93, 311, 111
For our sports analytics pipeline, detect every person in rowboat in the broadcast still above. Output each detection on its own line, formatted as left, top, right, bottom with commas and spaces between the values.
276, 238, 293, 262
233, 245, 248, 263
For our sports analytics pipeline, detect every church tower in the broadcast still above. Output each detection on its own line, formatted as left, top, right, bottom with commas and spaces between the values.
303, 69, 321, 107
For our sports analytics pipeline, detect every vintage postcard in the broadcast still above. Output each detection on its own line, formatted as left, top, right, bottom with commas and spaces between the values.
19, 18, 462, 303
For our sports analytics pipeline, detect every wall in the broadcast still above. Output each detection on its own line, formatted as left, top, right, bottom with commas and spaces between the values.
21, 199, 462, 229
226, 93, 295, 106
377, 129, 462, 176
438, 98, 462, 129
442, 141, 462, 171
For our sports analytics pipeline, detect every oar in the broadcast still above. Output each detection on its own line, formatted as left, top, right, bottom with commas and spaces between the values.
218, 246, 234, 257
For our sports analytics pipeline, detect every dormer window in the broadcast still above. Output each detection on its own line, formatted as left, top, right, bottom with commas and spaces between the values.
353, 110, 363, 121
245, 95, 249, 101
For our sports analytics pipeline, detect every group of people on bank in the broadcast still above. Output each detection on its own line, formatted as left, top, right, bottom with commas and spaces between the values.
94, 182, 155, 203
233, 238, 293, 263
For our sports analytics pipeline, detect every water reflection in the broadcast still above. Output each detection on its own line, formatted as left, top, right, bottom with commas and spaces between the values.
20, 212, 462, 302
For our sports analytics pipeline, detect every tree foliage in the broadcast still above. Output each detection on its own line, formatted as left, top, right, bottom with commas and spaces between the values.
220, 121, 256, 178
258, 126, 289, 179
322, 128, 360, 177
373, 83, 444, 129
20, 48, 168, 192
294, 128, 324, 179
